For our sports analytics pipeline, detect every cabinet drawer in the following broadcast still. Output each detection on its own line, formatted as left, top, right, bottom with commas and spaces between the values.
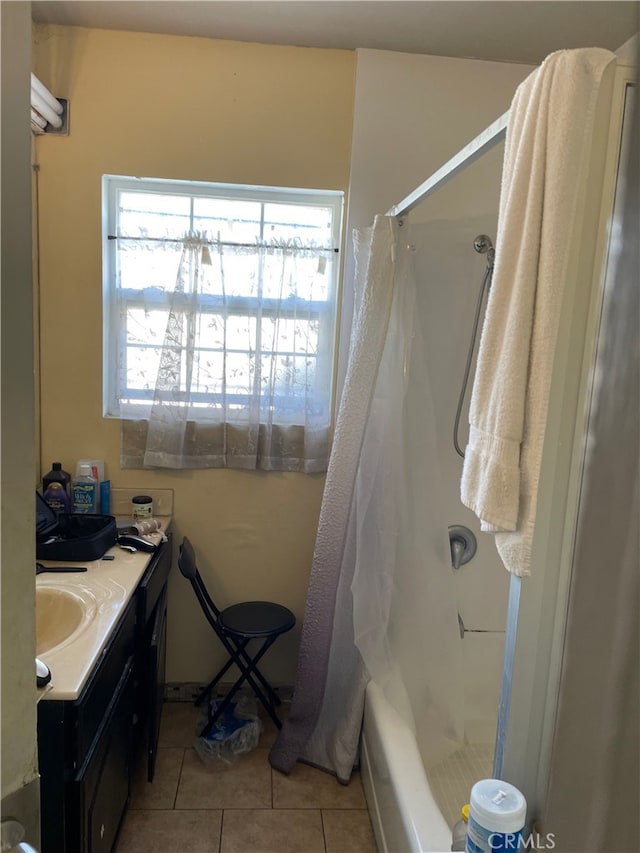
74, 602, 136, 764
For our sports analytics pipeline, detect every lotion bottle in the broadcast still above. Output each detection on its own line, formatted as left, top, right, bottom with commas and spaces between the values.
43, 462, 71, 496
43, 481, 71, 514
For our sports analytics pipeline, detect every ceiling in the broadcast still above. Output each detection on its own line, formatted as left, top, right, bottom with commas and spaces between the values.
31, 1, 638, 65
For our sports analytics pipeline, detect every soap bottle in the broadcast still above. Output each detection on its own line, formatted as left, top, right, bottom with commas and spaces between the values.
43, 481, 71, 514
72, 464, 97, 513
451, 804, 470, 851
43, 462, 71, 496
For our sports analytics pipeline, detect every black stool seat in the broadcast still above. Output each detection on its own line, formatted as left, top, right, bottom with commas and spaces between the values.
177, 536, 296, 738
219, 601, 296, 638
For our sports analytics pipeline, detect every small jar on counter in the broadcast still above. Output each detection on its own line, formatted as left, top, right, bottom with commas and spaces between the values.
131, 494, 153, 520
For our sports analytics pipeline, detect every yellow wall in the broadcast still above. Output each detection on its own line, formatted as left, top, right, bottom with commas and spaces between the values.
33, 24, 356, 684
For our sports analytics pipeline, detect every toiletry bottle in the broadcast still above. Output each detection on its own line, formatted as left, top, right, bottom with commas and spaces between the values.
100, 480, 111, 515
75, 460, 104, 511
451, 804, 470, 851
43, 462, 71, 496
43, 481, 71, 514
465, 780, 526, 853
72, 464, 97, 513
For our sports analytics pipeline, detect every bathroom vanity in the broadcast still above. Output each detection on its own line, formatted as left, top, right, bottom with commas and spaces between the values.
36, 530, 172, 853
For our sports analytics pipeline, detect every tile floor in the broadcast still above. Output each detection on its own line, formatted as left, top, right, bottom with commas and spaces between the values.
116, 701, 377, 853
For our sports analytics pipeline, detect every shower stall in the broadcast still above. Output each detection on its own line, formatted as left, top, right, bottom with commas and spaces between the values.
341, 50, 634, 853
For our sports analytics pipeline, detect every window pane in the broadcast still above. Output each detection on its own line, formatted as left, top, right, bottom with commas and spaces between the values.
200, 251, 259, 299
259, 352, 318, 402
191, 350, 225, 398
261, 251, 331, 301
193, 197, 261, 243
196, 314, 256, 352
126, 308, 169, 346
118, 242, 183, 292
194, 350, 253, 398
124, 345, 162, 393
118, 192, 190, 240
264, 203, 334, 245
260, 317, 319, 357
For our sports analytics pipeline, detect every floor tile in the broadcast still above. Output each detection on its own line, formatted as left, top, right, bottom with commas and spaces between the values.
176, 747, 272, 809
129, 748, 184, 810
221, 808, 324, 853
116, 809, 222, 853
159, 701, 202, 748
272, 762, 367, 809
322, 809, 377, 853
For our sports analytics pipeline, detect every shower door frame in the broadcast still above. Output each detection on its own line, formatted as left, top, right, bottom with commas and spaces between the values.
495, 62, 636, 827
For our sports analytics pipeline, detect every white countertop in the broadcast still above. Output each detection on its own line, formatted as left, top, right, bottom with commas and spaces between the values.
37, 520, 170, 702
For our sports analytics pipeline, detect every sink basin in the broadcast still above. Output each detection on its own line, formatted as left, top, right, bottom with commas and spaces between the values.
36, 586, 95, 656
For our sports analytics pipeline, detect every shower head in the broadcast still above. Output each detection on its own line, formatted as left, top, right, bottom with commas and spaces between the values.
473, 234, 494, 254
474, 234, 495, 271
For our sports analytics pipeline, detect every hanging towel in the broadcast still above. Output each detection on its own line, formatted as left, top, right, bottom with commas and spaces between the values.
460, 48, 616, 576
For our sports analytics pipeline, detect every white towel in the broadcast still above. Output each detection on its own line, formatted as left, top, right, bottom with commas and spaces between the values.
460, 48, 616, 576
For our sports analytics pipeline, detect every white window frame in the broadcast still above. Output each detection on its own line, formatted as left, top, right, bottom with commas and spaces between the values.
102, 175, 343, 420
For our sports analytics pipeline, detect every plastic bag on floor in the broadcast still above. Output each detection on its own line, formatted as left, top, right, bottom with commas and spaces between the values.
195, 693, 262, 768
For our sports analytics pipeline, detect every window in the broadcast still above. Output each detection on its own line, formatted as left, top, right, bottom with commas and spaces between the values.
104, 176, 342, 422
103, 177, 343, 472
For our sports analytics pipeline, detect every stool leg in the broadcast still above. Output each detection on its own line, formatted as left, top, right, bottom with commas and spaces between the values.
234, 646, 282, 707
228, 636, 282, 730
199, 637, 282, 737
199, 641, 276, 736
194, 655, 236, 707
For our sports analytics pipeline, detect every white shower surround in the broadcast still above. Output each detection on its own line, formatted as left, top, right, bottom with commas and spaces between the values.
342, 48, 536, 847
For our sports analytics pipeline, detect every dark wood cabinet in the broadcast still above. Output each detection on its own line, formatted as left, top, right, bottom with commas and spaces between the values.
132, 536, 171, 783
146, 586, 168, 782
38, 536, 171, 853
75, 658, 135, 853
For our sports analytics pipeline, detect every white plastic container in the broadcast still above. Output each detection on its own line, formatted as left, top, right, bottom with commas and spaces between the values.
75, 459, 105, 511
465, 779, 526, 853
75, 459, 105, 482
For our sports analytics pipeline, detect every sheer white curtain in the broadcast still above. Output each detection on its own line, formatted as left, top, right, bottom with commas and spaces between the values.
270, 215, 463, 781
121, 233, 335, 472
351, 218, 464, 767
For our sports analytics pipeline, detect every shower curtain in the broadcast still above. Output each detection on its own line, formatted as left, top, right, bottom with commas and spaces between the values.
270, 214, 463, 782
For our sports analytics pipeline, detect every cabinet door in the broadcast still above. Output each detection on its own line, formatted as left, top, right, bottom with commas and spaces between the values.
75, 659, 134, 853
147, 587, 167, 782
137, 534, 172, 625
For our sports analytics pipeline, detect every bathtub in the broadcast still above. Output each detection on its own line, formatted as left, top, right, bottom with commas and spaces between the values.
361, 681, 453, 853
